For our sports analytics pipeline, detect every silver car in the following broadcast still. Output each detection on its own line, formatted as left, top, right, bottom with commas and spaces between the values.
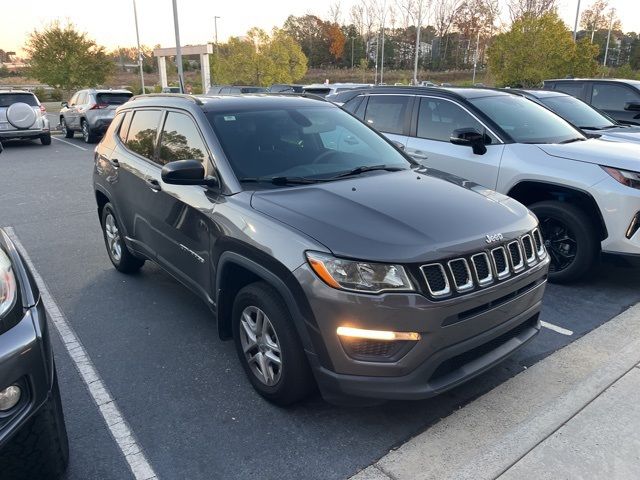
59, 89, 132, 143
0, 90, 51, 145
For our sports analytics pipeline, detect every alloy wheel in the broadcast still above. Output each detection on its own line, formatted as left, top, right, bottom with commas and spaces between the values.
61, 120, 67, 136
104, 213, 122, 263
82, 122, 89, 142
239, 306, 283, 386
540, 216, 577, 273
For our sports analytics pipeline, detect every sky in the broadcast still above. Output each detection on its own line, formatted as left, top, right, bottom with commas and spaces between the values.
1, 0, 639, 57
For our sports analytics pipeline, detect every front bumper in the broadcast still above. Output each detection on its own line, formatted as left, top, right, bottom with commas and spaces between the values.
0, 299, 53, 448
296, 256, 548, 401
593, 176, 640, 256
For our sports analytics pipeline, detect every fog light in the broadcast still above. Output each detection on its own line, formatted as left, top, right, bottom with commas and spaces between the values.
0, 385, 22, 411
336, 326, 421, 341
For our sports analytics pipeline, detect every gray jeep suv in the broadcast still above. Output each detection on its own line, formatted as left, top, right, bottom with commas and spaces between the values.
60, 88, 133, 143
93, 93, 549, 405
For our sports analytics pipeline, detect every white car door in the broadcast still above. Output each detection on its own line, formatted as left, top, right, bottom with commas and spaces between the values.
405, 96, 504, 190
361, 94, 413, 148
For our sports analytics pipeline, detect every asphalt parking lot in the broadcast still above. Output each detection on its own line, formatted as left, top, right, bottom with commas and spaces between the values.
1, 136, 640, 480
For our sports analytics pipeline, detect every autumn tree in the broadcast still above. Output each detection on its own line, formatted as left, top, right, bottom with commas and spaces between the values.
24, 21, 112, 91
580, 0, 620, 43
507, 0, 557, 21
488, 12, 599, 87
328, 24, 347, 60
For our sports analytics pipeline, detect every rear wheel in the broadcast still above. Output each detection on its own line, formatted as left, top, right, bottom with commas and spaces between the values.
232, 282, 314, 406
40, 133, 51, 145
0, 373, 69, 480
101, 203, 145, 273
60, 118, 73, 138
81, 120, 98, 144
530, 200, 598, 283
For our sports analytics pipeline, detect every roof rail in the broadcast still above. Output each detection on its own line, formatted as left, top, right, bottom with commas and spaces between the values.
131, 93, 204, 105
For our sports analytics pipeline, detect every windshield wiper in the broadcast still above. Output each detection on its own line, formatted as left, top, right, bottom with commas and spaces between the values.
331, 164, 406, 179
238, 176, 324, 186
559, 137, 587, 144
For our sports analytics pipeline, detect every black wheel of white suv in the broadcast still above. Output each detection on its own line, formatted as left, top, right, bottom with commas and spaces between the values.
530, 200, 598, 283
232, 282, 314, 406
101, 203, 145, 273
60, 118, 73, 138
81, 120, 98, 144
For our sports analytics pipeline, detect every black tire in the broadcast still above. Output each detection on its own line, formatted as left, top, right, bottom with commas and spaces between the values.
0, 374, 69, 480
60, 118, 73, 138
232, 282, 314, 406
530, 200, 598, 283
81, 120, 98, 144
40, 133, 51, 145
101, 203, 145, 273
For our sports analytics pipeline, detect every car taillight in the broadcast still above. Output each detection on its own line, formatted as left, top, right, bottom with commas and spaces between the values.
39, 105, 46, 113
90, 103, 109, 110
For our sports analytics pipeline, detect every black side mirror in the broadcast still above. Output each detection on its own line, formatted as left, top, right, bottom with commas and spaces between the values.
624, 102, 640, 112
161, 159, 218, 187
61, 101, 68, 108
450, 128, 488, 155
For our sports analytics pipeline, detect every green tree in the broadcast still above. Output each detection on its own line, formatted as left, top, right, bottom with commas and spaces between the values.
487, 12, 599, 87
24, 21, 112, 91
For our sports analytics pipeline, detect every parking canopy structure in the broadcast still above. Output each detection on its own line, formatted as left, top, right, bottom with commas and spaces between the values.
153, 44, 213, 93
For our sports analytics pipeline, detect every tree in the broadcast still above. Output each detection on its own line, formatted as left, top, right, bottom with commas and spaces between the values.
488, 12, 599, 87
507, 0, 557, 21
24, 21, 112, 91
580, 0, 620, 43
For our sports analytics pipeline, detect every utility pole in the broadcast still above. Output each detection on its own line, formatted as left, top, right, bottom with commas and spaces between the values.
374, 34, 379, 84
573, 0, 581, 41
603, 9, 615, 67
132, 0, 145, 93
214, 16, 220, 55
380, 0, 387, 84
472, 30, 480, 85
412, 0, 423, 85
351, 37, 355, 69
172, 0, 185, 93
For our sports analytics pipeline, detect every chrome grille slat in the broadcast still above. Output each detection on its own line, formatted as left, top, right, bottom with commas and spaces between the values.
507, 241, 525, 273
447, 258, 474, 292
532, 228, 546, 258
471, 252, 493, 286
491, 246, 510, 280
421, 263, 451, 297
521, 234, 537, 265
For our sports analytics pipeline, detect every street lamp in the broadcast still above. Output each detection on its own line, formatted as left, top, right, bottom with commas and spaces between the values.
214, 16, 221, 55
172, 0, 185, 93
573, 0, 581, 42
132, 0, 145, 93
350, 37, 355, 69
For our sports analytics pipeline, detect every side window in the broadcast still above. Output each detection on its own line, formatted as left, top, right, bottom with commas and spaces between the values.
553, 82, 584, 98
76, 92, 87, 105
158, 112, 208, 166
343, 96, 363, 115
69, 93, 78, 106
592, 83, 640, 110
118, 111, 133, 143
220, 87, 231, 94
417, 98, 488, 142
124, 110, 162, 161
363, 95, 410, 135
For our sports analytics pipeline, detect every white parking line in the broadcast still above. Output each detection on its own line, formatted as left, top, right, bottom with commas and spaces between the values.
52, 136, 88, 151
541, 321, 574, 336
5, 227, 158, 480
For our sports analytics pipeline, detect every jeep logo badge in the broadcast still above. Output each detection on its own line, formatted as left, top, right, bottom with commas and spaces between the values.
485, 233, 504, 244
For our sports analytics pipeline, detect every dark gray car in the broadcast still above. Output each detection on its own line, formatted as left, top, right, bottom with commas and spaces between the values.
0, 166, 69, 478
93, 93, 549, 405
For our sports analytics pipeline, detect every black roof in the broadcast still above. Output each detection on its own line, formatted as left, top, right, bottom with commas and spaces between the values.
199, 94, 331, 112
545, 78, 640, 87
329, 85, 513, 101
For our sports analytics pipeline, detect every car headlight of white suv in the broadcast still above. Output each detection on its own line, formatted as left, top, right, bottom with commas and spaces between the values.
601, 166, 640, 190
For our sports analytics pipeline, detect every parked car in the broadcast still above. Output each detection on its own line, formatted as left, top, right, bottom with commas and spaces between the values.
302, 83, 372, 97
326, 87, 373, 106
161, 86, 181, 94
0, 90, 51, 145
508, 89, 640, 143
342, 86, 640, 282
0, 222, 68, 477
207, 85, 268, 95
60, 89, 133, 143
543, 78, 640, 125
269, 84, 304, 93
93, 93, 548, 405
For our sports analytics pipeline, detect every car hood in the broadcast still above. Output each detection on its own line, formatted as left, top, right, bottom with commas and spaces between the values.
536, 138, 640, 171
250, 168, 536, 264
594, 125, 640, 144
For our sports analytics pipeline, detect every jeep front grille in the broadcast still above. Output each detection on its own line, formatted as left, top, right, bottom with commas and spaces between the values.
420, 229, 546, 300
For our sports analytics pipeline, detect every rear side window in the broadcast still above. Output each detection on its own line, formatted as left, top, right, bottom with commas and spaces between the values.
592, 83, 640, 110
124, 110, 162, 160
158, 112, 208, 166
552, 83, 584, 98
343, 96, 364, 114
118, 111, 133, 143
364, 96, 410, 135
76, 92, 88, 105
96, 92, 133, 105
0, 93, 38, 107
417, 98, 486, 142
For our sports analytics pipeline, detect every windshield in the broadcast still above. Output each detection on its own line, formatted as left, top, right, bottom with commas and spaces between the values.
539, 95, 617, 130
470, 95, 584, 144
96, 92, 133, 105
207, 105, 412, 187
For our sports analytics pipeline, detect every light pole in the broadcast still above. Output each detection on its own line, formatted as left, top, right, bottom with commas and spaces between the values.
472, 30, 480, 85
573, 0, 581, 41
603, 9, 615, 67
132, 0, 145, 93
172, 0, 185, 93
380, 0, 387, 85
351, 37, 355, 69
214, 16, 220, 55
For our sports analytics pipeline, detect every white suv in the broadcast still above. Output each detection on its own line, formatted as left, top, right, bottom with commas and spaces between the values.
343, 87, 640, 282
0, 90, 51, 145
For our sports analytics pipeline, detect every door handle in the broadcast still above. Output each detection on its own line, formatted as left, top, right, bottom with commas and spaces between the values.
145, 178, 161, 192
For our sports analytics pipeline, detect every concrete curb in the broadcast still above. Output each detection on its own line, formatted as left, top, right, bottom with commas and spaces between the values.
350, 303, 640, 480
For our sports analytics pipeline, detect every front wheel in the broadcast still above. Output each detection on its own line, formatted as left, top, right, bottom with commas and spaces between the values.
40, 133, 51, 145
530, 200, 598, 283
232, 282, 314, 406
60, 118, 73, 138
81, 120, 98, 144
101, 203, 145, 273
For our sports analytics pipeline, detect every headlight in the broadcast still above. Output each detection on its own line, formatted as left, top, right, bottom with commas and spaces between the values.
0, 249, 17, 318
306, 252, 414, 293
601, 166, 640, 189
